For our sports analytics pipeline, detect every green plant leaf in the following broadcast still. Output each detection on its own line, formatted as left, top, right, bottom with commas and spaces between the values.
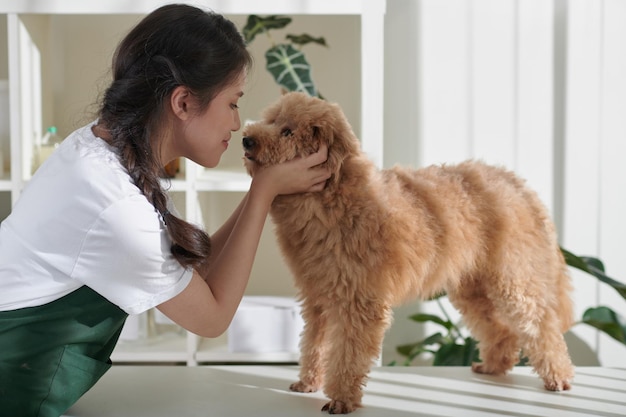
286, 34, 328, 47
396, 332, 445, 356
265, 44, 317, 96
561, 247, 590, 272
433, 337, 479, 366
408, 313, 454, 331
582, 306, 626, 344
561, 248, 626, 300
398, 332, 450, 365
242, 15, 292, 44
464, 337, 481, 364
580, 256, 605, 273
395, 342, 416, 358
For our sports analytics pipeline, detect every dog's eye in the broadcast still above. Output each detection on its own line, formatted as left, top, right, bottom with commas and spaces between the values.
281, 128, 292, 137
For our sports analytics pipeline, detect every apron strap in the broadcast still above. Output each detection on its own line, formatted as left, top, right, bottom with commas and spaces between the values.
0, 285, 128, 417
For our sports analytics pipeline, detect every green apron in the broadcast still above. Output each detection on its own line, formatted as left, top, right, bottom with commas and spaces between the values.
0, 286, 128, 417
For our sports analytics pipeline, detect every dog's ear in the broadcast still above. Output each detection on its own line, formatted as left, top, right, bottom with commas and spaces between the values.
311, 104, 360, 185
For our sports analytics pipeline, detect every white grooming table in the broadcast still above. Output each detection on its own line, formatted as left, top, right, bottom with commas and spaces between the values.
65, 366, 625, 416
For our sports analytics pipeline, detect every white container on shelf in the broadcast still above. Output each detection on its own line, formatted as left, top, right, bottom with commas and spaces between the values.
228, 296, 304, 354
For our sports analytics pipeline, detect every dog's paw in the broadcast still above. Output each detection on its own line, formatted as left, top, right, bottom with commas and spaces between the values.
289, 380, 319, 393
544, 378, 572, 391
471, 362, 507, 376
322, 400, 357, 414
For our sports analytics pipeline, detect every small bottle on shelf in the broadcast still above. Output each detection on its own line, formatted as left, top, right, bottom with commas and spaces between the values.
32, 126, 62, 174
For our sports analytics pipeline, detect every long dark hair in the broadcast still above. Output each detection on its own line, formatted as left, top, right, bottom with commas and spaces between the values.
98, 4, 252, 269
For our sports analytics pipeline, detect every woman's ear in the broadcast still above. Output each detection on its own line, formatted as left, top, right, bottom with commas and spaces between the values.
170, 86, 192, 120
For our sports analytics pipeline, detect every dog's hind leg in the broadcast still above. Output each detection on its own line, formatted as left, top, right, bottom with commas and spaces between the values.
516, 312, 574, 391
320, 301, 392, 414
450, 290, 521, 375
456, 273, 574, 390
290, 301, 327, 393
470, 323, 520, 376
488, 271, 574, 391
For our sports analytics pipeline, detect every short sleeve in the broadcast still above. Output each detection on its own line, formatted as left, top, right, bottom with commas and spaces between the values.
71, 195, 193, 315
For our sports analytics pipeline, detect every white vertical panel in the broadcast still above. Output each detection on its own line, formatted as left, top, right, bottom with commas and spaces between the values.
563, 0, 602, 254
515, 0, 554, 213
360, 2, 385, 168
562, 0, 604, 358
383, 0, 419, 169
7, 14, 22, 202
14, 17, 42, 182
419, 0, 471, 166
597, 0, 626, 367
470, 0, 516, 168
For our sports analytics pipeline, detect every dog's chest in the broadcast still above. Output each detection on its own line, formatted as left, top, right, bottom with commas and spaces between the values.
270, 191, 388, 256
270, 198, 337, 244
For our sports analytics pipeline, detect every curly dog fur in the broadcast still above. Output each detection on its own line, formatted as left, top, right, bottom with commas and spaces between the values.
242, 92, 575, 414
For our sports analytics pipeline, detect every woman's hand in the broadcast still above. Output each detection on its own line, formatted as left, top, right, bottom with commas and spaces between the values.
251, 143, 331, 200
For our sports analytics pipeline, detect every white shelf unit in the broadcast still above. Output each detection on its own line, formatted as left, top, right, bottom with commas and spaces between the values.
0, 0, 385, 365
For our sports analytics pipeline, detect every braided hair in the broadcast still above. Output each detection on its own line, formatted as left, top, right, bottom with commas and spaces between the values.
97, 4, 252, 269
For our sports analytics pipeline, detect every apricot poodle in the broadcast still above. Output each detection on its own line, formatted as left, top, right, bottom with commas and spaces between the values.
242, 92, 574, 414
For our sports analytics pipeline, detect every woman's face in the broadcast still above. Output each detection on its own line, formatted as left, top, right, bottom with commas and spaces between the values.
172, 74, 246, 168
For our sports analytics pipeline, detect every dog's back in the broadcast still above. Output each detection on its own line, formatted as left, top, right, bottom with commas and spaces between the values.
386, 161, 572, 318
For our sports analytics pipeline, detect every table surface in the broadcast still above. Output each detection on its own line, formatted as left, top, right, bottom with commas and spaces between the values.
65, 366, 625, 417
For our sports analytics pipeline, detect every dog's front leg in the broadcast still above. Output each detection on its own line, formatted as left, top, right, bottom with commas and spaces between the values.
290, 300, 327, 393
321, 301, 392, 414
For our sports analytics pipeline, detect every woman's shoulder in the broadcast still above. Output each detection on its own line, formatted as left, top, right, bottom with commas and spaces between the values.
63, 122, 120, 167
57, 123, 139, 196
20, 122, 148, 224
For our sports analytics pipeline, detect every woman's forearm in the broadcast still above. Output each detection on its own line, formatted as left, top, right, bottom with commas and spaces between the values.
207, 192, 249, 262
198, 185, 274, 327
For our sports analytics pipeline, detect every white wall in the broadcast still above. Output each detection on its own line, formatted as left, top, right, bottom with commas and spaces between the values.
561, 0, 626, 367
383, 0, 626, 367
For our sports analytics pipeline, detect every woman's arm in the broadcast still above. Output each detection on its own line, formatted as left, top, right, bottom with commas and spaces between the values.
157, 145, 329, 337
191, 196, 246, 279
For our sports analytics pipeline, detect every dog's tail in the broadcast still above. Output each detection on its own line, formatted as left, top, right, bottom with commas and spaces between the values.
555, 246, 575, 333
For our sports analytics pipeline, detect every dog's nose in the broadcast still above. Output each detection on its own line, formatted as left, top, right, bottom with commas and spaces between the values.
242, 136, 256, 150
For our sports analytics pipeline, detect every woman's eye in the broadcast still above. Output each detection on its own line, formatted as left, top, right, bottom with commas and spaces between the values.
281, 128, 292, 137
230, 103, 239, 110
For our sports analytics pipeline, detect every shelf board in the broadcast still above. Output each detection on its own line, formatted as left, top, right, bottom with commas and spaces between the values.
0, 179, 13, 191
160, 178, 187, 193
195, 169, 251, 192
195, 339, 299, 364
112, 332, 188, 363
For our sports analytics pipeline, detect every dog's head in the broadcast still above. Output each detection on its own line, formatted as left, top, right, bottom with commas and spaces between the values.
242, 92, 360, 184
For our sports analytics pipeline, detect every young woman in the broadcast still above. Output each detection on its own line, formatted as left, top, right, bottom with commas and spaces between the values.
0, 5, 330, 416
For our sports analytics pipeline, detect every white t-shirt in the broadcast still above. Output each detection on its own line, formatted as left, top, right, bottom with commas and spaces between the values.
0, 122, 193, 314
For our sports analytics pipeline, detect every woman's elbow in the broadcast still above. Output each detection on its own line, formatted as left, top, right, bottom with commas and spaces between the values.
189, 317, 232, 339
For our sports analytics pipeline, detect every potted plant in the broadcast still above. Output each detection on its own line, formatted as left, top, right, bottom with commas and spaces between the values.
394, 248, 626, 366
242, 15, 327, 98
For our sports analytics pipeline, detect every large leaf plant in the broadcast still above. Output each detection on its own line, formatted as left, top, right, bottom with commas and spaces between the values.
242, 15, 327, 98
394, 248, 626, 366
